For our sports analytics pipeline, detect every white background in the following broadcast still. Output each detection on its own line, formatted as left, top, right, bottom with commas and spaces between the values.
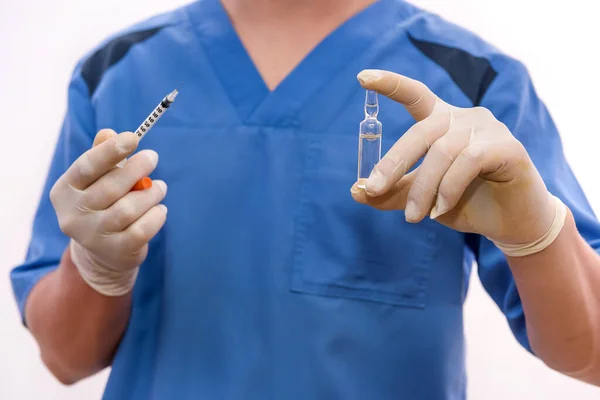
1, 0, 599, 399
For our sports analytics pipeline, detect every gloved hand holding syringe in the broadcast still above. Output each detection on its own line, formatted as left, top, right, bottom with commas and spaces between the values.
49, 84, 182, 296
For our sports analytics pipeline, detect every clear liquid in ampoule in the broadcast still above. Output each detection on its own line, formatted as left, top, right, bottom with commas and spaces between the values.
357, 90, 382, 189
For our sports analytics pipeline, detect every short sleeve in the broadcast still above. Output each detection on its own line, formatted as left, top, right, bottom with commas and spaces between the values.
469, 57, 600, 352
10, 63, 96, 324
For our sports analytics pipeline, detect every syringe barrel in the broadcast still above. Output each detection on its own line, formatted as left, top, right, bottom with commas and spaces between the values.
135, 103, 166, 140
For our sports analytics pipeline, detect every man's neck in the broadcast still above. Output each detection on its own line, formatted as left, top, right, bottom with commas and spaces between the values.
219, 0, 378, 90
221, 0, 377, 25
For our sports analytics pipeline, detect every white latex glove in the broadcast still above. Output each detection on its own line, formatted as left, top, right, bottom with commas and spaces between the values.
50, 129, 168, 296
351, 69, 567, 256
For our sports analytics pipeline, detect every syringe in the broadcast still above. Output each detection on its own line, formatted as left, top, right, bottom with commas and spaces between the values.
117, 83, 183, 169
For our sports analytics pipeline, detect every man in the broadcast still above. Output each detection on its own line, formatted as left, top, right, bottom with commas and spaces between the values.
11, 0, 600, 398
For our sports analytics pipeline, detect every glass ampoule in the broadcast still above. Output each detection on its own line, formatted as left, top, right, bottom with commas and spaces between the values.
357, 90, 382, 189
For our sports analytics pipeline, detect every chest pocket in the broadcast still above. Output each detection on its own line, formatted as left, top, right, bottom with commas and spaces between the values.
291, 133, 438, 308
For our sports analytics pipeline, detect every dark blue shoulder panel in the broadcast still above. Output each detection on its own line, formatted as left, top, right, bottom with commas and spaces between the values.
81, 27, 164, 97
408, 33, 498, 106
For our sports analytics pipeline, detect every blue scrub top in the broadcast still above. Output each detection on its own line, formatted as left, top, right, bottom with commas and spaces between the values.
12, 0, 600, 398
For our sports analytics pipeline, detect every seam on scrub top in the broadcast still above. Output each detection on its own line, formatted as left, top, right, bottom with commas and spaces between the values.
289, 139, 316, 291
295, 281, 425, 306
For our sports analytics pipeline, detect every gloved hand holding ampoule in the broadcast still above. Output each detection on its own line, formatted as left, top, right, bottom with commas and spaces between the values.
49, 129, 168, 296
351, 69, 566, 257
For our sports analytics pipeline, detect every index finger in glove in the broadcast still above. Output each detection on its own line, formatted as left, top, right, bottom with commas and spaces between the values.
60, 130, 138, 190
92, 128, 117, 147
357, 69, 439, 121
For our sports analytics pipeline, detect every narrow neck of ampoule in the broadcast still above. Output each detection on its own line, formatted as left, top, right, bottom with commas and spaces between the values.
364, 90, 379, 119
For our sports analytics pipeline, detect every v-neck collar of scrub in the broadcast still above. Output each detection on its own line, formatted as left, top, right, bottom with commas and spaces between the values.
186, 0, 412, 128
